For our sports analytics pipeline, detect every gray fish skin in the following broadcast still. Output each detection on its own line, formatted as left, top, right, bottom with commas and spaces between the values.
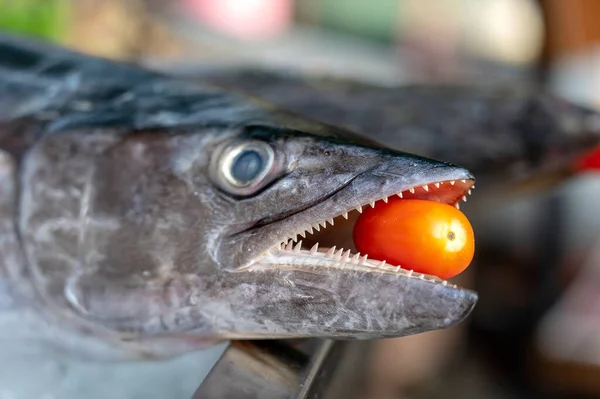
198, 69, 600, 194
0, 34, 476, 360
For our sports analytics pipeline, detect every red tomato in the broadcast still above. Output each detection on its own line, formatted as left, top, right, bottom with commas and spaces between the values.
353, 198, 474, 280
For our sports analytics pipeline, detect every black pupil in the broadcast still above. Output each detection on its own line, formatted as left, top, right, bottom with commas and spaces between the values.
232, 150, 263, 183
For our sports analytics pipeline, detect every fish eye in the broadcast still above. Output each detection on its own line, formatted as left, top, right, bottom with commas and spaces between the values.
231, 150, 262, 183
210, 140, 276, 196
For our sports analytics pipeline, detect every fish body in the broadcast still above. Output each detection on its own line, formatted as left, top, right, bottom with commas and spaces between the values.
0, 34, 476, 360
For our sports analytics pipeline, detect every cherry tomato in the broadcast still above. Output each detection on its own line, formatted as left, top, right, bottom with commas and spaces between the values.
353, 198, 474, 279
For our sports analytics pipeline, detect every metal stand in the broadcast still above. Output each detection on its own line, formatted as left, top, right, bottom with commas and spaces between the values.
192, 339, 372, 399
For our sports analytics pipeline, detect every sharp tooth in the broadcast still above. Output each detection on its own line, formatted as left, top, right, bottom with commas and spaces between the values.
326, 246, 336, 257
342, 249, 351, 261
285, 241, 294, 251
472, 185, 475, 189
455, 203, 460, 209
434, 182, 440, 188
450, 181, 455, 185
461, 179, 466, 183
351, 253, 360, 263
328, 218, 335, 226
307, 226, 314, 235
278, 242, 283, 250
378, 260, 386, 268
419, 274, 425, 280
293, 240, 302, 252
335, 248, 344, 259
360, 254, 369, 265
342, 212, 349, 219
397, 192, 403, 198
468, 189, 472, 195
313, 224, 321, 232
320, 221, 327, 229
407, 270, 413, 277
422, 185, 429, 191
299, 230, 306, 238
395, 266, 401, 272
382, 196, 388, 203
462, 195, 467, 202
370, 201, 375, 208
310, 243, 319, 254
442, 281, 448, 286
356, 205, 363, 213
409, 188, 415, 194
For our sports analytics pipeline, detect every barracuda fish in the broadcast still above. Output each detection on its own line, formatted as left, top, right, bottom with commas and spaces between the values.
195, 69, 600, 197
0, 34, 477, 360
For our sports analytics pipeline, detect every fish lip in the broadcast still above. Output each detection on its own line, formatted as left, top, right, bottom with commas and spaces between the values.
244, 173, 476, 288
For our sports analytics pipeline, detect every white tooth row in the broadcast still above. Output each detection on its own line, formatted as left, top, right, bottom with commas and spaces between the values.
272, 240, 456, 286
275, 179, 474, 244
289, 218, 337, 240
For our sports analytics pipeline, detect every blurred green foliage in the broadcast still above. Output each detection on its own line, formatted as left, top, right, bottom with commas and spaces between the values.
0, 0, 70, 41
317, 0, 399, 43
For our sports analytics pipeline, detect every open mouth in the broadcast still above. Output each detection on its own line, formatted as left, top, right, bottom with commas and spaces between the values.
249, 178, 475, 286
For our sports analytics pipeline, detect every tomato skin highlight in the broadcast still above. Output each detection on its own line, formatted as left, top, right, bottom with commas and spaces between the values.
352, 198, 474, 280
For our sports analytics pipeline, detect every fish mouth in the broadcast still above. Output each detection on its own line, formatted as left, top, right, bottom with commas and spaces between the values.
245, 177, 475, 286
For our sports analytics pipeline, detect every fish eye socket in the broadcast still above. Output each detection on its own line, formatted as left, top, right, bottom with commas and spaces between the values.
211, 140, 276, 196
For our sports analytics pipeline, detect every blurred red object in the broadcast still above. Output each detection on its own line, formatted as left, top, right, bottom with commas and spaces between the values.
574, 145, 600, 172
182, 0, 293, 39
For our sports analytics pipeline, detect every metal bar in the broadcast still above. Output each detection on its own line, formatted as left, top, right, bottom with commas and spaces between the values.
192, 339, 372, 399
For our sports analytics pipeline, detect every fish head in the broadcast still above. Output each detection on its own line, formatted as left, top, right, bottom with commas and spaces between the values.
166, 117, 478, 343
469, 89, 600, 202
506, 90, 600, 173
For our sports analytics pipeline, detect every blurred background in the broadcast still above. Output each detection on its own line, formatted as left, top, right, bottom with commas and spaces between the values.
3, 0, 600, 398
